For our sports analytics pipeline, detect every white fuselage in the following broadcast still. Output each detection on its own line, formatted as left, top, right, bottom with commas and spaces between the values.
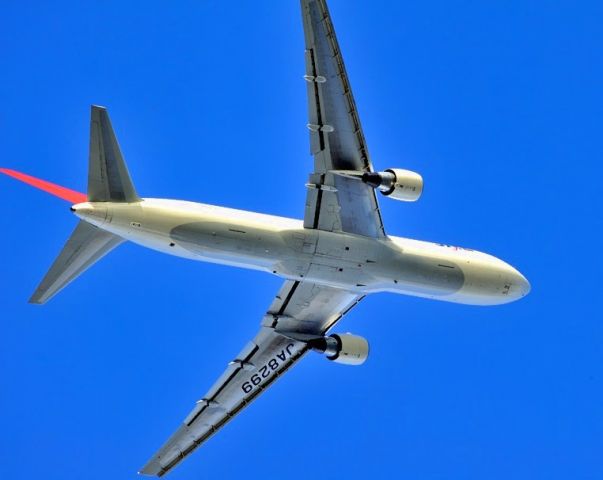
73, 199, 530, 306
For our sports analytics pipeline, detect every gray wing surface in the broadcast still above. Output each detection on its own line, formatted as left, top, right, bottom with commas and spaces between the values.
140, 280, 363, 477
301, 0, 385, 238
29, 220, 124, 304
88, 105, 140, 203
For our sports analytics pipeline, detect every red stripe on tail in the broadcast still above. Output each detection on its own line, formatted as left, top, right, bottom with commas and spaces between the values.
0, 168, 87, 204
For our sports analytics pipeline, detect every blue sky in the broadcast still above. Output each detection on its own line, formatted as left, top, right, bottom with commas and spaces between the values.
1, 1, 601, 479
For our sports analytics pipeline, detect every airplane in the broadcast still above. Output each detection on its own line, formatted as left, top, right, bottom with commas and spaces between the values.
0, 0, 530, 476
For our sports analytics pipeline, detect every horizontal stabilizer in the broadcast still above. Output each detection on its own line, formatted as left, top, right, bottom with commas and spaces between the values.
30, 220, 124, 304
0, 168, 86, 203
88, 105, 140, 203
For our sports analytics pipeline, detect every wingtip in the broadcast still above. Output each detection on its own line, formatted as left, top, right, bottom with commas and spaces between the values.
137, 467, 160, 477
28, 293, 45, 305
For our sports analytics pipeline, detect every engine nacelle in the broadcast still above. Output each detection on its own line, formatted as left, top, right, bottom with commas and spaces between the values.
308, 333, 369, 366
362, 168, 423, 202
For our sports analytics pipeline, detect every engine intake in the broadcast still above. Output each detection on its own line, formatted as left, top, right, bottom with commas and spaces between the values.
362, 168, 423, 202
309, 333, 369, 366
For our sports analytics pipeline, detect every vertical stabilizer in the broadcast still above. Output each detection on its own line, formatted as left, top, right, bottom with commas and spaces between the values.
88, 105, 140, 203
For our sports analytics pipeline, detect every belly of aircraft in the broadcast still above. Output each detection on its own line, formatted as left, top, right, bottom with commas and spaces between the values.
92, 199, 523, 305
167, 220, 465, 299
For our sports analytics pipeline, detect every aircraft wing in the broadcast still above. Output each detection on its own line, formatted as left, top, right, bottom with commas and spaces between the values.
140, 280, 363, 477
301, 0, 386, 238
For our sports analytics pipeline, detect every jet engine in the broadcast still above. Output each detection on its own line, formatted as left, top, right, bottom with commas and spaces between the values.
362, 168, 423, 202
308, 333, 369, 366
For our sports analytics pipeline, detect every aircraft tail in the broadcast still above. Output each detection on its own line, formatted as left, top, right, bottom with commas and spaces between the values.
87, 105, 140, 203
29, 221, 124, 304
1, 105, 138, 303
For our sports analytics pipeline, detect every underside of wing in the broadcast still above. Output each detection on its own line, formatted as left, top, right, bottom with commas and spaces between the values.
301, 0, 385, 238
140, 281, 362, 477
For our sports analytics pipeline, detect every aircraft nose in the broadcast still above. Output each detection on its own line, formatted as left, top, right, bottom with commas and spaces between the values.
506, 267, 531, 300
516, 271, 531, 297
